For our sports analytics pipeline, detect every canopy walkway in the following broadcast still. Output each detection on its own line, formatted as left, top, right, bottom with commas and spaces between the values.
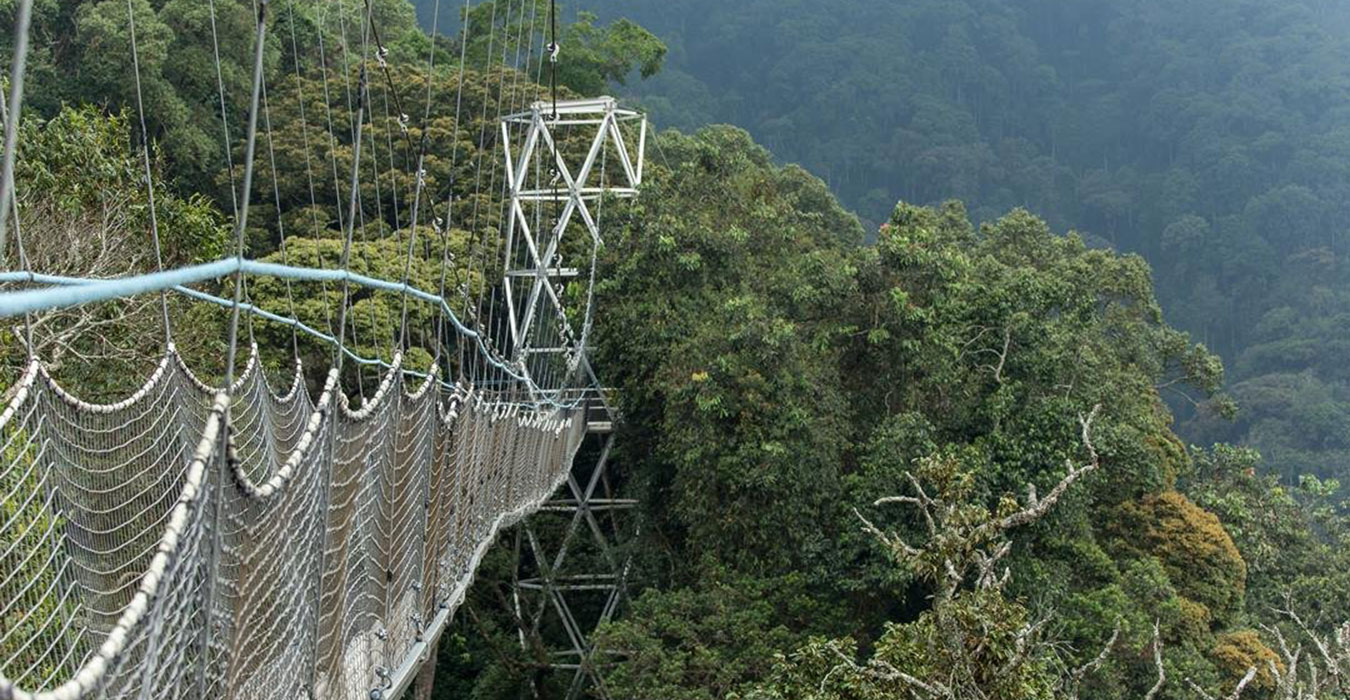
0, 0, 645, 696
0, 341, 585, 700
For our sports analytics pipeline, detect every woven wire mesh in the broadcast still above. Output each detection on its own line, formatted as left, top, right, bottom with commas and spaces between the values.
0, 346, 583, 700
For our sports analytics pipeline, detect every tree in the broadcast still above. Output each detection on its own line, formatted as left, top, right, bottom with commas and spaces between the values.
449, 1, 665, 96
750, 408, 1106, 700
1, 105, 228, 398
576, 0, 1350, 489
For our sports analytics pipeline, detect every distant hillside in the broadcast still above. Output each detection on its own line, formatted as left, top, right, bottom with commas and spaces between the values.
538, 0, 1350, 482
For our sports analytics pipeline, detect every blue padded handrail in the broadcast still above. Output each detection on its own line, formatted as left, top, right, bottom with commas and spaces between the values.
0, 260, 581, 408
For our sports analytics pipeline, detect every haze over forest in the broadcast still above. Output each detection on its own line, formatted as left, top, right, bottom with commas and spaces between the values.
1, 0, 1349, 698
414, 1, 1350, 697
555, 0, 1350, 482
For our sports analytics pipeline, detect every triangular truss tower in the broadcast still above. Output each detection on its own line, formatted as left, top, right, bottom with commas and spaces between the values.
500, 97, 646, 396
511, 391, 633, 699
500, 97, 644, 698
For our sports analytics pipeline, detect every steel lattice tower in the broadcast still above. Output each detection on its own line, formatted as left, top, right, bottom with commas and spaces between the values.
499, 97, 645, 699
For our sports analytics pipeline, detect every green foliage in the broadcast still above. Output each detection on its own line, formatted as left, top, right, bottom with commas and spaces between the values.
1, 104, 228, 397
554, 12, 666, 96
237, 60, 536, 257
1108, 491, 1248, 625
246, 231, 480, 387
1183, 445, 1350, 624
594, 126, 862, 577
0, 424, 82, 691
1212, 630, 1281, 693
595, 572, 841, 700
16, 105, 229, 263
750, 591, 1058, 700
578, 124, 1264, 698
5, 4, 1346, 699
427, 1, 666, 96
3, 0, 428, 198
579, 0, 1350, 484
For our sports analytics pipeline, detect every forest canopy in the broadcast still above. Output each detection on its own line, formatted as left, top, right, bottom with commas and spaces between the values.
576, 0, 1350, 485
0, 0, 1347, 699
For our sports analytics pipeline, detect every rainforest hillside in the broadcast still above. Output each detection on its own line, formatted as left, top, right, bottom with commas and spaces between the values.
562, 0, 1350, 484
1, 1, 1347, 699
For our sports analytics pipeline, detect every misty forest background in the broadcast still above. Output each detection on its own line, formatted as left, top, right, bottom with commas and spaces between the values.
3, 0, 1350, 697
421, 0, 1350, 698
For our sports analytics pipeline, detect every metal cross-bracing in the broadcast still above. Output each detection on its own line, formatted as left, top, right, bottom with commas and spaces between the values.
500, 97, 647, 390
509, 388, 635, 699
0, 0, 647, 693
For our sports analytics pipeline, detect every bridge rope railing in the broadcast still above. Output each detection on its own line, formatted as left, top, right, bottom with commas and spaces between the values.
0, 0, 628, 695
0, 259, 585, 408
0, 332, 587, 699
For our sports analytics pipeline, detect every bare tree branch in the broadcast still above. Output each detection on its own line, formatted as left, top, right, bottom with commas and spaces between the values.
989, 404, 1102, 534
1144, 621, 1166, 700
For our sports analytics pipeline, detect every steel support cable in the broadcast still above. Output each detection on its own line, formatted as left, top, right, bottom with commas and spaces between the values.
395, 0, 455, 358
330, 0, 371, 397
534, 0, 562, 394
495, 0, 540, 397
549, 0, 558, 120
225, 0, 271, 392
311, 3, 347, 370
349, 0, 387, 391
0, 90, 34, 358
460, 0, 507, 386
474, 0, 527, 392
480, 0, 524, 394
0, 0, 32, 263
260, 70, 303, 359
284, 0, 340, 362
520, 21, 547, 391
489, 0, 536, 393
460, 0, 505, 386
359, 0, 418, 162
124, 0, 173, 344
295, 10, 343, 686
206, 0, 240, 218
198, 2, 269, 696
333, 1, 373, 380
363, 40, 398, 368
547, 0, 563, 381
439, 0, 478, 384
345, 7, 376, 401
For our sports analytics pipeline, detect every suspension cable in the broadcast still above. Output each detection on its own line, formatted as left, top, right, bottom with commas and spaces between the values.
225, 0, 270, 391
207, 0, 240, 218
438, 0, 476, 383
0, 94, 33, 358
0, 0, 32, 264
397, 0, 454, 355
197, 3, 269, 696
334, 6, 374, 381
549, 0, 558, 120
461, 0, 506, 387
261, 62, 302, 360
125, 0, 173, 344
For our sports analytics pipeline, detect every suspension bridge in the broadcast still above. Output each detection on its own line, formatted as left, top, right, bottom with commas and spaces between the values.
0, 0, 643, 697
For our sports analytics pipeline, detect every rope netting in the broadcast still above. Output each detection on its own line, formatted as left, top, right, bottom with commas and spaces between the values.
0, 344, 583, 699
0, 0, 633, 695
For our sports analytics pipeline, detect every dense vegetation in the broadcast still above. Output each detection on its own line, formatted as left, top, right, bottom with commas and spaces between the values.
573, 0, 1350, 485
575, 127, 1350, 699
0, 0, 663, 390
1, 0, 1348, 698
429, 117, 1350, 698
